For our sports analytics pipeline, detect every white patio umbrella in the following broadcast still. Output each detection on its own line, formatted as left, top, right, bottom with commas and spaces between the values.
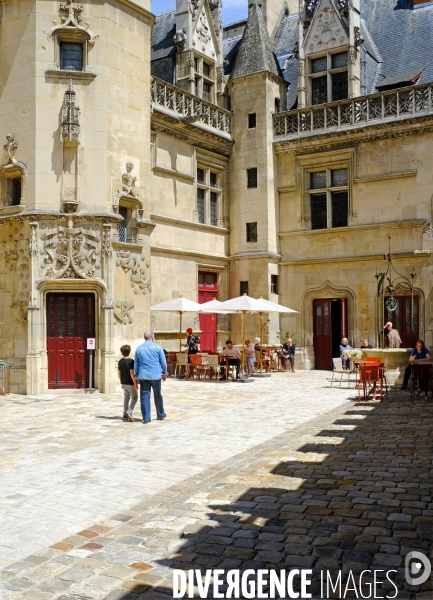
198, 299, 236, 352
150, 295, 201, 351
217, 295, 271, 383
254, 297, 299, 377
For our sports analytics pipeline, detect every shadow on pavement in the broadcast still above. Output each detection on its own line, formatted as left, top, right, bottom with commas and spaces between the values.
102, 395, 432, 599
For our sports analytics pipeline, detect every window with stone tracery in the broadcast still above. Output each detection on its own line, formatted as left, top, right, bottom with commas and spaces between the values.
196, 166, 221, 226
309, 51, 348, 105
309, 167, 349, 230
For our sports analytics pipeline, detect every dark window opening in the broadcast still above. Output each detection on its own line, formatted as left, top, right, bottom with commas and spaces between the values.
210, 192, 218, 226
60, 42, 83, 71
332, 52, 348, 69
275, 98, 281, 113
271, 275, 279, 295
202, 82, 211, 102
311, 193, 327, 230
248, 113, 256, 129
194, 58, 199, 72
331, 191, 348, 228
310, 171, 326, 189
197, 168, 205, 184
247, 168, 257, 189
246, 222, 258, 243
195, 78, 200, 96
332, 71, 348, 102
11, 178, 21, 206
203, 62, 210, 78
312, 76, 327, 105
312, 56, 327, 73
240, 281, 249, 296
210, 172, 218, 188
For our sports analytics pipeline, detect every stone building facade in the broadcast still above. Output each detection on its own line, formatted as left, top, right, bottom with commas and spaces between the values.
1, 0, 433, 393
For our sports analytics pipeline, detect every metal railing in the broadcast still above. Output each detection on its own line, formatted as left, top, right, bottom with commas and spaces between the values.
274, 82, 433, 139
151, 77, 232, 138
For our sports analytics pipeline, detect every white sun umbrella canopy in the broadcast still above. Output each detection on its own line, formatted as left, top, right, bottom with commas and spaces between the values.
150, 295, 201, 351
256, 297, 299, 314
216, 295, 272, 379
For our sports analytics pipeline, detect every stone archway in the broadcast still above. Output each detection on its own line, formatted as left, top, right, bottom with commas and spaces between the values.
301, 280, 356, 370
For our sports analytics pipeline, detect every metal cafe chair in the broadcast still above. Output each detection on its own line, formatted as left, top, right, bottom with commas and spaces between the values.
410, 362, 433, 400
330, 358, 356, 388
187, 354, 207, 380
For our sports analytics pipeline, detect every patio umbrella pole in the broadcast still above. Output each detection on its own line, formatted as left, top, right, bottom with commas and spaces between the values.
179, 311, 183, 352
236, 309, 253, 383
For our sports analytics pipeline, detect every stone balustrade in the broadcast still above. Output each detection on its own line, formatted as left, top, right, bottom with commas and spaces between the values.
273, 82, 433, 139
151, 77, 232, 139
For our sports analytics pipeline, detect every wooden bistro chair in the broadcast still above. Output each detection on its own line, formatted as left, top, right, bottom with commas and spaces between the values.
410, 362, 433, 400
331, 358, 357, 388
357, 363, 387, 401
187, 354, 207, 380
174, 353, 188, 379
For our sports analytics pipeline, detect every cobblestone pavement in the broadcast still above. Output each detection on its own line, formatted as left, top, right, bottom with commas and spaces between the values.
0, 374, 432, 599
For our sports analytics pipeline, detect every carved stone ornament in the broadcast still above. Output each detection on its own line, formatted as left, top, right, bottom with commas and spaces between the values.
61, 79, 80, 143
349, 45, 356, 65
196, 11, 211, 45
217, 66, 224, 84
114, 162, 139, 207
45, 0, 99, 46
190, 0, 200, 21
114, 300, 134, 325
1, 134, 27, 175
354, 26, 364, 48
41, 222, 102, 280
305, 2, 348, 53
174, 28, 187, 53
187, 50, 195, 68
116, 250, 151, 295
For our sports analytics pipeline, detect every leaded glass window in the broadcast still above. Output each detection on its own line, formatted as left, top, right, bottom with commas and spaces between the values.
331, 191, 348, 228
11, 178, 21, 206
119, 206, 128, 242
332, 71, 348, 102
312, 76, 327, 105
210, 192, 218, 226
309, 51, 348, 105
311, 194, 327, 230
309, 167, 349, 230
197, 166, 222, 226
197, 188, 205, 224
311, 171, 326, 189
60, 42, 83, 71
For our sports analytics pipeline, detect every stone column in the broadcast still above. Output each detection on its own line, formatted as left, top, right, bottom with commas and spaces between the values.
100, 223, 116, 393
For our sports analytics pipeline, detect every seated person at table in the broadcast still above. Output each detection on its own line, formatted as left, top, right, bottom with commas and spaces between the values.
254, 337, 271, 372
281, 338, 296, 372
340, 338, 352, 369
220, 340, 241, 379
400, 340, 431, 391
244, 340, 255, 375
360, 339, 373, 349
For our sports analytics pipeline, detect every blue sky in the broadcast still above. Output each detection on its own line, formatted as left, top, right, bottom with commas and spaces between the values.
151, 1, 248, 24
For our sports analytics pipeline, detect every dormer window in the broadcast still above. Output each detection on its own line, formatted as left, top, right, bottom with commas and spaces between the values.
191, 55, 215, 102
60, 42, 83, 71
310, 51, 348, 105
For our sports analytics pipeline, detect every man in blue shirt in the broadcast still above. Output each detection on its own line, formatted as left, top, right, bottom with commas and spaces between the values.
400, 340, 431, 391
134, 331, 169, 424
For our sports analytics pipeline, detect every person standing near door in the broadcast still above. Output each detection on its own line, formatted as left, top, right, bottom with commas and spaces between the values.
184, 328, 200, 361
384, 322, 402, 348
134, 331, 168, 424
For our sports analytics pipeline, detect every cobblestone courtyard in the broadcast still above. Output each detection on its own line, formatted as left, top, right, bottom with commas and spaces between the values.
0, 373, 432, 599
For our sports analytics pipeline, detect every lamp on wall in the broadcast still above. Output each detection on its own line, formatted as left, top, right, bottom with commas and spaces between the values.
375, 236, 416, 349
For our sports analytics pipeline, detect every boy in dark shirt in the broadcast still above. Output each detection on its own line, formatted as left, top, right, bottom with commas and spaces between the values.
118, 345, 138, 422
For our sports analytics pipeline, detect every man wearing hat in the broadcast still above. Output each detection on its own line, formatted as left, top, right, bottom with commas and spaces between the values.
185, 327, 200, 358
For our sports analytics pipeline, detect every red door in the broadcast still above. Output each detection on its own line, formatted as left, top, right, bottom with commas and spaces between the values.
313, 299, 332, 370
198, 272, 218, 352
47, 293, 95, 389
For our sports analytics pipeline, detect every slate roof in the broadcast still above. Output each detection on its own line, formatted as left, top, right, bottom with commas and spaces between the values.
151, 0, 433, 96
229, 4, 281, 80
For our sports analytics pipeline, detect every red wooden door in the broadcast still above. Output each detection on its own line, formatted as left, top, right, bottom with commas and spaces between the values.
198, 272, 218, 352
313, 299, 333, 370
47, 293, 95, 389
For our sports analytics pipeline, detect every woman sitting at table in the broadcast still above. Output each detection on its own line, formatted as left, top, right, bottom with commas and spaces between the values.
400, 340, 431, 391
340, 338, 352, 370
254, 337, 271, 372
